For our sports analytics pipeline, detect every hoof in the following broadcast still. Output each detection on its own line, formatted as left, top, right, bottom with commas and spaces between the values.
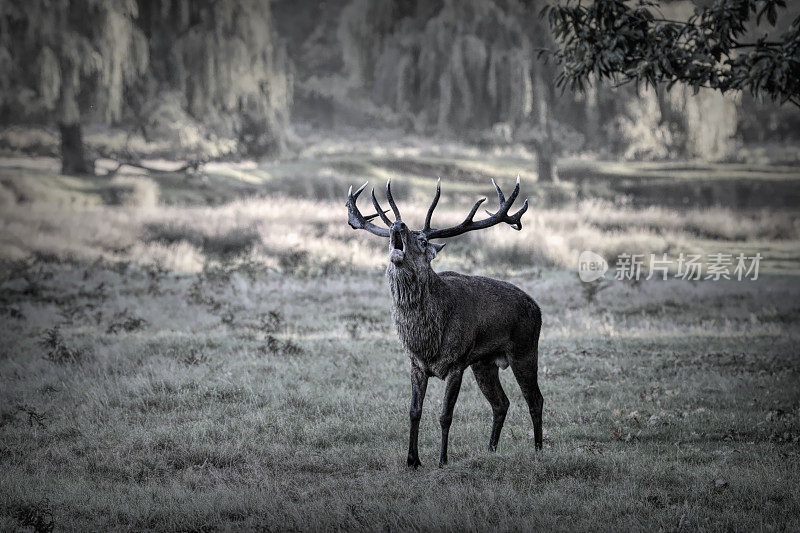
438, 458, 447, 468
407, 455, 422, 469
535, 441, 543, 451
488, 444, 497, 452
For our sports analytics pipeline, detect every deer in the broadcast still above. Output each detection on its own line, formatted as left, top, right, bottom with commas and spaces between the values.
346, 176, 543, 469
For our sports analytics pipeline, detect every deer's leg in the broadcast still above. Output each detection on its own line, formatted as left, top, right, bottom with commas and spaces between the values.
407, 365, 428, 469
510, 351, 544, 450
472, 360, 510, 452
438, 367, 464, 468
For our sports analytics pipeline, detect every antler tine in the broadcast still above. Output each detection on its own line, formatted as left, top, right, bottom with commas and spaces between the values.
465, 197, 487, 222
371, 188, 393, 227
346, 181, 390, 237
423, 177, 441, 232
491, 178, 505, 205
386, 179, 402, 221
485, 175, 521, 217
424, 177, 529, 240
364, 210, 389, 221
506, 198, 529, 230
348, 181, 368, 203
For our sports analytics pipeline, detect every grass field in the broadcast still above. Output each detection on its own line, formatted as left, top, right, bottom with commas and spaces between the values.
1, 148, 799, 530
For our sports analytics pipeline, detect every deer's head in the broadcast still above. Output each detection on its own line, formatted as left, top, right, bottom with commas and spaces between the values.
346, 177, 529, 272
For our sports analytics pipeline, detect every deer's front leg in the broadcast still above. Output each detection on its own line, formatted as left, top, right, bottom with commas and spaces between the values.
438, 367, 464, 468
407, 365, 428, 469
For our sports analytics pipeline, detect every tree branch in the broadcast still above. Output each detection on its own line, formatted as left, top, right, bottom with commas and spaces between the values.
730, 41, 785, 49
106, 158, 205, 177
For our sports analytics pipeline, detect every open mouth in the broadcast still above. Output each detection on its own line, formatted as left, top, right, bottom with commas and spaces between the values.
389, 229, 405, 264
390, 231, 404, 252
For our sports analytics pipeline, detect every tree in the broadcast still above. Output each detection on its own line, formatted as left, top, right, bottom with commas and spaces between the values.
0, 1, 292, 174
136, 0, 292, 157
543, 0, 800, 107
0, 1, 148, 174
336, 0, 567, 182
527, 0, 559, 182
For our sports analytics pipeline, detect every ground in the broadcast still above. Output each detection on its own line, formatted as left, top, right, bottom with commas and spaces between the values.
0, 143, 799, 530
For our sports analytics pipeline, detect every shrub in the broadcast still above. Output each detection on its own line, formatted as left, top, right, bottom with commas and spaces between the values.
103, 176, 159, 207
11, 499, 55, 533
259, 311, 284, 333
40, 327, 85, 364
142, 223, 261, 260
202, 227, 261, 259
106, 310, 148, 334
262, 334, 303, 356
142, 222, 204, 248
179, 348, 209, 366
0, 125, 59, 156
277, 249, 309, 274
0, 181, 17, 206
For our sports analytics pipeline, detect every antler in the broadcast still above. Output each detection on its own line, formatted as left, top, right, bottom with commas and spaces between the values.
423, 176, 529, 240
386, 179, 402, 221
423, 177, 441, 233
346, 182, 391, 237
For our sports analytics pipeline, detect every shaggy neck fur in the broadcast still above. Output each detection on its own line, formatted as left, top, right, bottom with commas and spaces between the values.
386, 262, 445, 362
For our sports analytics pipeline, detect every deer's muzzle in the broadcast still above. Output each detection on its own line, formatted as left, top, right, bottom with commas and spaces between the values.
389, 223, 405, 264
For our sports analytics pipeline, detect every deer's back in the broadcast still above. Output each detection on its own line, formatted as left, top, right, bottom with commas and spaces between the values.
436, 271, 541, 370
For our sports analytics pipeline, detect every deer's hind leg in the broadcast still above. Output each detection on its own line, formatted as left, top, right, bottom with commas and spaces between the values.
472, 360, 510, 452
509, 349, 544, 450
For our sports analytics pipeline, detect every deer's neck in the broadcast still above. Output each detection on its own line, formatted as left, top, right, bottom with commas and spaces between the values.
386, 264, 445, 361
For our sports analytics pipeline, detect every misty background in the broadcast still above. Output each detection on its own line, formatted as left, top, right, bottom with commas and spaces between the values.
1, 0, 798, 177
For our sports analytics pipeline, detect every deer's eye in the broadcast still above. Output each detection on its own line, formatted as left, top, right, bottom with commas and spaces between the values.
418, 237, 427, 247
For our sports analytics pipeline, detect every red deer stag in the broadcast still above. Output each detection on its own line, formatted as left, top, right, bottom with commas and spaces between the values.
346, 177, 543, 468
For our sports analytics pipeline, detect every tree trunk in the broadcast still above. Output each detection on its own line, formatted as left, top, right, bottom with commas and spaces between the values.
584, 75, 600, 149
59, 123, 92, 175
536, 147, 556, 183
532, 68, 556, 182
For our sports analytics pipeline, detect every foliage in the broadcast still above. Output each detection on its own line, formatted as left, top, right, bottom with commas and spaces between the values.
615, 84, 740, 161
337, 0, 551, 137
544, 0, 800, 106
136, 0, 293, 156
135, 92, 239, 159
0, 0, 293, 161
0, 0, 148, 125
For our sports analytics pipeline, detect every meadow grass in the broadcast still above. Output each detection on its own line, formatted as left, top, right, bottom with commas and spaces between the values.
1, 260, 798, 531
0, 153, 799, 530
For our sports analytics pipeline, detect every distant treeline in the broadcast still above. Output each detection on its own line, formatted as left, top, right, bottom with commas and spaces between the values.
278, 0, 800, 164
1, 0, 798, 173
0, 0, 291, 172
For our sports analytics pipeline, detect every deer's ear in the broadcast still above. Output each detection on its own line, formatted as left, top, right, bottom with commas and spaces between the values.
427, 242, 445, 260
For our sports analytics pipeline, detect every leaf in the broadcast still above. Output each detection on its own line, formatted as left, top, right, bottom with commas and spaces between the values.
767, 4, 777, 26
